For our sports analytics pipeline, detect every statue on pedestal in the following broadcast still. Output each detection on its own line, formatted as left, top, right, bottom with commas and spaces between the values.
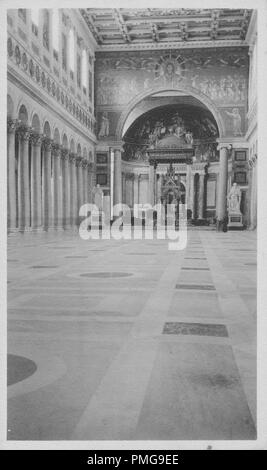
93, 184, 103, 210
227, 183, 243, 229
227, 183, 241, 213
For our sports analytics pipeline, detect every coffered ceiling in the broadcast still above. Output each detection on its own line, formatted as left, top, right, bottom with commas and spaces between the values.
80, 8, 253, 51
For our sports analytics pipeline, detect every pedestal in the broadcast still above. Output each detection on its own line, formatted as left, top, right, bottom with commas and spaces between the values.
228, 212, 243, 229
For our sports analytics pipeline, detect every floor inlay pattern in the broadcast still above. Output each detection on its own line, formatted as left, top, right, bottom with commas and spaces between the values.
7, 229, 256, 440
163, 322, 228, 337
7, 354, 37, 386
176, 283, 215, 291
231, 249, 256, 252
31, 266, 59, 269
126, 253, 156, 256
80, 272, 133, 278
65, 256, 87, 259
48, 247, 73, 249
181, 267, 209, 271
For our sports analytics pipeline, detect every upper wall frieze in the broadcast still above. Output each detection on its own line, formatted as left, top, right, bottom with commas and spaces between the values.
7, 34, 96, 136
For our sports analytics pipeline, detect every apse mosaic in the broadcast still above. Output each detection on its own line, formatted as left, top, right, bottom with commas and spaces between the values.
122, 104, 219, 163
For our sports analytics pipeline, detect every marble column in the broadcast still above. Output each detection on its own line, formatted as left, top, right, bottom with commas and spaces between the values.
198, 173, 205, 220
17, 126, 31, 231
114, 148, 122, 206
216, 145, 229, 231
250, 158, 257, 229
122, 172, 126, 204
7, 119, 17, 231
76, 157, 83, 215
190, 172, 196, 218
42, 138, 53, 230
149, 164, 156, 206
154, 171, 158, 204
30, 133, 43, 230
83, 160, 89, 204
69, 153, 77, 226
61, 149, 70, 228
52, 143, 62, 229
133, 174, 139, 205
186, 166, 191, 211
156, 173, 162, 203
87, 165, 93, 203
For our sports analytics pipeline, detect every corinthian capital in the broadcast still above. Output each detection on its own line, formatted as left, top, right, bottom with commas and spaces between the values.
7, 118, 18, 133
76, 156, 83, 167
30, 132, 43, 147
82, 158, 88, 169
69, 152, 77, 163
17, 125, 31, 141
61, 148, 69, 161
52, 143, 62, 157
43, 137, 53, 151
87, 162, 94, 172
216, 142, 233, 152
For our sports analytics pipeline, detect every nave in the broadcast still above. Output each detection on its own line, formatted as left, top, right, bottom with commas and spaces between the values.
7, 229, 256, 440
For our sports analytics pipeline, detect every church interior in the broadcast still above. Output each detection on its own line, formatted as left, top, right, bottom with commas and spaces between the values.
7, 7, 257, 442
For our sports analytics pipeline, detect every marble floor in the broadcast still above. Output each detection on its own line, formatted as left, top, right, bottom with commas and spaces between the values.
7, 228, 257, 440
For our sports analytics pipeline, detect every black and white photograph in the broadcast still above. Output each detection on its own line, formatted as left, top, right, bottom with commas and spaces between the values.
1, 0, 267, 453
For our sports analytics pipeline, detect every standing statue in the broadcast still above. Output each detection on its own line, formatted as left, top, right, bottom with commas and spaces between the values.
225, 108, 242, 136
93, 184, 103, 210
174, 123, 185, 140
98, 112, 110, 138
227, 183, 242, 213
185, 130, 193, 145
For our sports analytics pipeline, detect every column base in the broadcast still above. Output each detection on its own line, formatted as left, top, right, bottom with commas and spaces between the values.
50, 225, 65, 232
192, 218, 209, 226
18, 226, 33, 233
7, 228, 20, 236
216, 219, 228, 232
63, 224, 79, 232
30, 227, 45, 233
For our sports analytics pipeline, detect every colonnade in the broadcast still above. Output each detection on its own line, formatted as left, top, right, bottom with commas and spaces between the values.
7, 118, 94, 232
8, 125, 243, 232
121, 173, 147, 206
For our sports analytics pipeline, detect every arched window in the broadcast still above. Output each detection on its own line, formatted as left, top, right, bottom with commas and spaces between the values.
31, 9, 39, 26
82, 49, 87, 91
89, 70, 93, 101
77, 54, 81, 88
69, 29, 75, 73
31, 9, 39, 36
62, 33, 67, 71
52, 9, 59, 55
43, 10, 50, 51
18, 9, 26, 23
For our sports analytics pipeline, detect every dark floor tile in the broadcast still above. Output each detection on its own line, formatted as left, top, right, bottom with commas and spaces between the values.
163, 322, 228, 337
176, 283, 215, 291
